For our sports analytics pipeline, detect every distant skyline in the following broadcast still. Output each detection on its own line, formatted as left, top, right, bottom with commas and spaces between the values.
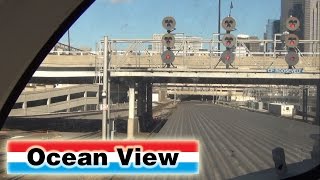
59, 0, 281, 49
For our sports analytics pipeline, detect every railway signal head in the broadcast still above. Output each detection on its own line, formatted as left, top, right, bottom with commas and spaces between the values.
222, 16, 236, 31
222, 34, 236, 48
162, 16, 176, 31
285, 34, 299, 48
286, 16, 300, 31
285, 51, 299, 66
284, 16, 300, 67
161, 33, 175, 48
161, 50, 175, 64
221, 49, 235, 65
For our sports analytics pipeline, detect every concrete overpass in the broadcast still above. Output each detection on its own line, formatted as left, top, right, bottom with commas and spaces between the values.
30, 69, 320, 85
109, 68, 319, 85
27, 52, 320, 138
28, 52, 320, 85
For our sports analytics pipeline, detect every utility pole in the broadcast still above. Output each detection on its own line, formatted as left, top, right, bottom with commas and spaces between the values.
218, 0, 221, 52
68, 30, 71, 52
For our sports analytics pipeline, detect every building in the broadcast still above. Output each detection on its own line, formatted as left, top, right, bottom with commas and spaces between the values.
281, 0, 320, 52
237, 35, 261, 53
304, 0, 320, 52
247, 36, 261, 52
265, 19, 281, 51
152, 34, 203, 53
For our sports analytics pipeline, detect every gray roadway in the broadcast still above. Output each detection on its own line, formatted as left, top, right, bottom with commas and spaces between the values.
130, 101, 320, 180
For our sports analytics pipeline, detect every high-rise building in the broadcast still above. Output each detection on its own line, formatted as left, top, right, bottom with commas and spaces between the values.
265, 19, 281, 51
152, 34, 203, 53
304, 0, 320, 52
281, 0, 320, 52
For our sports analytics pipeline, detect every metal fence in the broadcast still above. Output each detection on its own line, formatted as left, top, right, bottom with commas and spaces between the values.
44, 39, 320, 83
96, 38, 320, 70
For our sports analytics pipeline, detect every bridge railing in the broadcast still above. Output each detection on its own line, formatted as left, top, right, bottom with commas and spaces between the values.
102, 39, 320, 70
9, 85, 100, 116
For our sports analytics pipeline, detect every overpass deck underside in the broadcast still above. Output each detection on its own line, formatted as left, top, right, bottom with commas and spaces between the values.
110, 68, 320, 85
31, 68, 320, 85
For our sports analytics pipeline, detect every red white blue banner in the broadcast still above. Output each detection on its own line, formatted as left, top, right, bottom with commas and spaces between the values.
7, 140, 199, 175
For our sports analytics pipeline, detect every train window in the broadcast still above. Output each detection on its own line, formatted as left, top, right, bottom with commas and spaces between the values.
1, 0, 319, 179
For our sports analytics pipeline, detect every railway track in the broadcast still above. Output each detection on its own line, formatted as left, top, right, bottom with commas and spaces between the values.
1, 102, 318, 179
129, 101, 319, 180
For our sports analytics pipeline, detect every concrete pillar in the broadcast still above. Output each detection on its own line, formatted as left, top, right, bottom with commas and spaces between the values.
303, 88, 308, 121
95, 91, 99, 111
159, 84, 167, 102
107, 79, 112, 139
316, 84, 320, 125
137, 82, 146, 117
67, 94, 70, 112
102, 36, 110, 140
47, 98, 51, 113
137, 82, 146, 132
127, 83, 136, 139
213, 88, 216, 104
146, 83, 153, 118
84, 91, 87, 111
22, 101, 27, 116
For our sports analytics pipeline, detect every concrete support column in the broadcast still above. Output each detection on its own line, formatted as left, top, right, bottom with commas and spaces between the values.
158, 84, 167, 102
303, 88, 309, 121
22, 101, 27, 116
84, 91, 87, 111
316, 84, 320, 125
146, 83, 153, 119
137, 82, 146, 117
47, 98, 51, 113
107, 79, 112, 139
96, 91, 99, 111
213, 88, 216, 104
127, 83, 136, 139
67, 94, 70, 112
137, 82, 146, 132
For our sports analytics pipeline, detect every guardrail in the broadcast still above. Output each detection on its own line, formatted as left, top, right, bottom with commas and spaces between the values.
50, 39, 320, 57
102, 55, 320, 71
44, 39, 320, 78
100, 39, 320, 70
9, 85, 100, 116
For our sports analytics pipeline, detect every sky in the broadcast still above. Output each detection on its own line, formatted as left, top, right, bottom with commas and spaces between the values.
59, 0, 281, 49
